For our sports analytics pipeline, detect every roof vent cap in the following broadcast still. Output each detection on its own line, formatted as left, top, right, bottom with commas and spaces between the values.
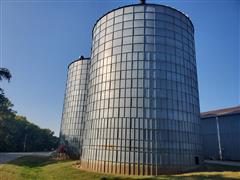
79, 55, 84, 60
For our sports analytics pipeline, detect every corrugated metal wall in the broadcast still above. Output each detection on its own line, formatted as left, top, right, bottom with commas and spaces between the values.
201, 114, 240, 161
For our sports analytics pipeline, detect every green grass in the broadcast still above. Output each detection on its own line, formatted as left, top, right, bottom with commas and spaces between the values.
0, 156, 240, 180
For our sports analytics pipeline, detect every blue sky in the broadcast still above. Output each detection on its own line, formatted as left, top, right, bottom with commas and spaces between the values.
1, 0, 239, 135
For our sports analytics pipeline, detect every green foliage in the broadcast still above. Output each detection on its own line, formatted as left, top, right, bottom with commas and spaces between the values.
0, 67, 59, 152
0, 67, 12, 82
0, 92, 59, 152
0, 92, 16, 120
0, 67, 12, 92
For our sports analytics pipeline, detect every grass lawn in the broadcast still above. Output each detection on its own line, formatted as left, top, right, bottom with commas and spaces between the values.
0, 156, 240, 180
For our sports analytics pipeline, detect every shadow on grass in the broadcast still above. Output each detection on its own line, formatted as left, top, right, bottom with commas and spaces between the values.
87, 163, 240, 180
99, 174, 238, 180
7, 155, 69, 168
6, 156, 240, 180
176, 175, 239, 180
199, 163, 240, 172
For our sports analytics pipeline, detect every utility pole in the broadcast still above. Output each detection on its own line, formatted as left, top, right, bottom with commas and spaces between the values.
23, 134, 27, 152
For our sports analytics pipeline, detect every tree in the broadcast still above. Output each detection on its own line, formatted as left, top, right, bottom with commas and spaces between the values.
0, 115, 59, 152
0, 68, 12, 82
0, 92, 16, 120
0, 67, 59, 152
0, 67, 12, 93
0, 67, 15, 119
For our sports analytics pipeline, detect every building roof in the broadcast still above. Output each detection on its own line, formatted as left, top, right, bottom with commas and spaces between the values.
201, 105, 240, 118
68, 57, 90, 69
92, 3, 194, 35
